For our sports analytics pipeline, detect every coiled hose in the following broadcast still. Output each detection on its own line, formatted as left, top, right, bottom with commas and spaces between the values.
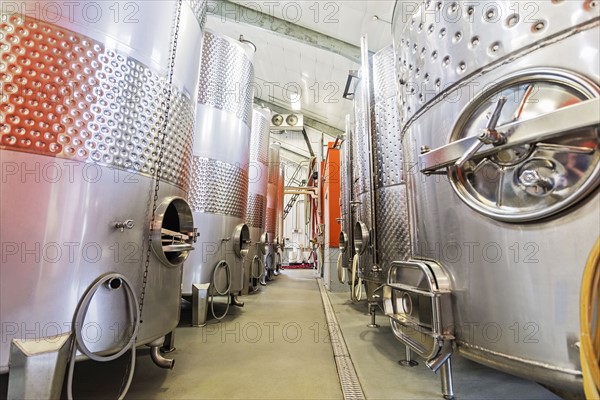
250, 255, 263, 280
67, 273, 140, 400
580, 237, 600, 399
337, 252, 346, 284
210, 260, 231, 320
350, 254, 363, 302
264, 252, 273, 280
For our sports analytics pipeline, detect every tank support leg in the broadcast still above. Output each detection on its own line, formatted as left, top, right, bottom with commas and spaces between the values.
161, 331, 176, 353
399, 346, 418, 367
367, 299, 380, 328
192, 283, 211, 327
440, 358, 454, 400
7, 333, 72, 400
230, 293, 244, 307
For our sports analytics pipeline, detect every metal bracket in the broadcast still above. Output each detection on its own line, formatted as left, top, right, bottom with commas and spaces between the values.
419, 97, 600, 173
343, 70, 361, 100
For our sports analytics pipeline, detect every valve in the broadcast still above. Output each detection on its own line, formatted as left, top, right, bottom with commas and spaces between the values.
115, 220, 134, 232
455, 97, 507, 168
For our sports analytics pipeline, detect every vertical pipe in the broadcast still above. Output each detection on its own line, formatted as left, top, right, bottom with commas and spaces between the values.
440, 359, 454, 400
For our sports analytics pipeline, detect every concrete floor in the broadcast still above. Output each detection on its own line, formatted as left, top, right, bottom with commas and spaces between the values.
0, 269, 562, 399
327, 290, 561, 400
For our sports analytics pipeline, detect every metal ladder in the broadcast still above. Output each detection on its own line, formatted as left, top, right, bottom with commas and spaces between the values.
283, 161, 308, 220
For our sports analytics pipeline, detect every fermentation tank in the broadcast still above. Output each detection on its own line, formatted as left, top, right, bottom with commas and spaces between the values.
384, 0, 600, 397
0, 0, 206, 395
263, 142, 281, 281
350, 37, 380, 300
244, 106, 271, 293
275, 163, 286, 271
338, 115, 354, 282
372, 44, 411, 284
183, 29, 255, 318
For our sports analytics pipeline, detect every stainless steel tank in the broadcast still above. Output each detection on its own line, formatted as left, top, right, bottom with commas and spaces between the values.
244, 106, 271, 292
350, 37, 380, 298
384, 1, 600, 397
372, 44, 412, 282
0, 0, 206, 388
264, 142, 281, 280
183, 29, 255, 315
274, 163, 286, 270
338, 115, 354, 280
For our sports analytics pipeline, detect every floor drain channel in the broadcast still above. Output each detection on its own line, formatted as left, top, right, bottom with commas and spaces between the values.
317, 279, 366, 400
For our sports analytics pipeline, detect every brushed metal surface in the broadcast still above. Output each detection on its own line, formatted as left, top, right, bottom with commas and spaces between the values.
374, 185, 411, 276
184, 29, 254, 294
373, 46, 404, 188
276, 164, 285, 245
182, 213, 246, 295
350, 76, 376, 282
0, 154, 187, 372
393, 0, 600, 123
0, 1, 206, 373
352, 82, 372, 198
244, 107, 270, 291
246, 193, 266, 229
249, 108, 271, 166
0, 13, 196, 189
197, 30, 254, 128
246, 108, 270, 229
189, 156, 249, 218
265, 143, 281, 240
339, 135, 353, 269
372, 45, 411, 282
399, 14, 599, 391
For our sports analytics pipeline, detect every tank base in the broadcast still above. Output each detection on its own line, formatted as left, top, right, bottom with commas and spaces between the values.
7, 333, 72, 400
399, 346, 418, 367
192, 283, 211, 327
230, 294, 244, 307
161, 331, 176, 353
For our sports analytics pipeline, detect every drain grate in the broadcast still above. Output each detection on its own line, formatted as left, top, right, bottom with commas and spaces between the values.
317, 279, 366, 400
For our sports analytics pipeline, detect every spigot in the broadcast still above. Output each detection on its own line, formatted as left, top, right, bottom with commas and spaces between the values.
115, 220, 134, 232
455, 97, 508, 168
371, 265, 382, 274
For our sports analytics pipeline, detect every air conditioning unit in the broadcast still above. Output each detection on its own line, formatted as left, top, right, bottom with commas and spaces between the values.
270, 113, 304, 131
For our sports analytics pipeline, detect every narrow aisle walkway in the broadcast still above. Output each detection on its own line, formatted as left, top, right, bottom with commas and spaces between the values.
60, 269, 343, 399
327, 291, 561, 400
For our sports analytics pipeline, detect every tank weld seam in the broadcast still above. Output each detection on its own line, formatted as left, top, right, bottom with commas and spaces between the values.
456, 340, 583, 376
401, 17, 600, 140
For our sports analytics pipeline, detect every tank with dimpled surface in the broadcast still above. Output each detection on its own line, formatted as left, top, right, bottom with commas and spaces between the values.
0, 0, 207, 373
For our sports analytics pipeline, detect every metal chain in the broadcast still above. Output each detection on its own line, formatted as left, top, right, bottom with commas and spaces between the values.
139, 0, 183, 323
